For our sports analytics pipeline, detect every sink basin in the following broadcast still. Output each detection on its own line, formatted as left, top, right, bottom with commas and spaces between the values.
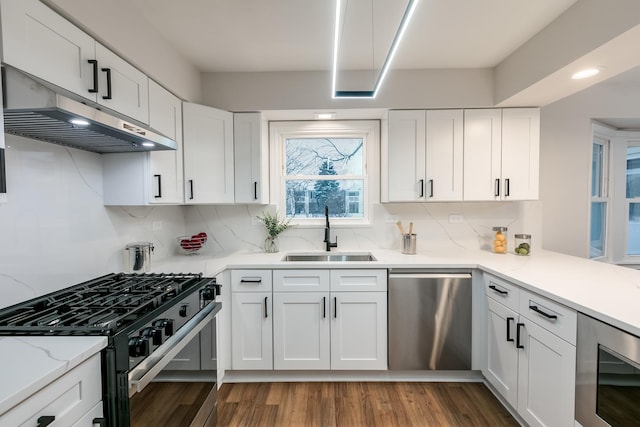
282, 253, 377, 262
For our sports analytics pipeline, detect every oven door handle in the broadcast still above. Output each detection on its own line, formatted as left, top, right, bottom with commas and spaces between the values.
128, 302, 221, 395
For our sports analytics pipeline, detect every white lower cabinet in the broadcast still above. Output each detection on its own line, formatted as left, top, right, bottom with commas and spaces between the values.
231, 292, 273, 370
1, 353, 103, 426
231, 269, 387, 371
484, 273, 576, 427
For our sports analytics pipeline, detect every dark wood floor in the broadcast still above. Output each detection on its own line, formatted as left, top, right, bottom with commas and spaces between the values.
217, 382, 518, 427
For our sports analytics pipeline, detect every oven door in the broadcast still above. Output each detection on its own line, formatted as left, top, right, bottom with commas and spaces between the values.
576, 313, 640, 426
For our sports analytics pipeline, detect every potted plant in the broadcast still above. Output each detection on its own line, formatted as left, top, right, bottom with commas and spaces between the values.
257, 210, 292, 253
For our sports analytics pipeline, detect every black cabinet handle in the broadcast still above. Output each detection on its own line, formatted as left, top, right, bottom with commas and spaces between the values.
333, 297, 337, 318
101, 68, 112, 99
506, 317, 514, 342
154, 174, 162, 198
37, 416, 55, 427
516, 323, 525, 349
489, 284, 508, 295
240, 279, 262, 283
529, 305, 558, 320
254, 181, 258, 200
418, 179, 424, 198
189, 180, 194, 200
429, 179, 434, 198
323, 296, 326, 318
88, 59, 99, 93
495, 178, 500, 197
93, 418, 106, 427
505, 178, 510, 197
264, 296, 268, 318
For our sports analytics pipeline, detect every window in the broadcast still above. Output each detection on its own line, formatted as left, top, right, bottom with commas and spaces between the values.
270, 121, 379, 225
627, 143, 640, 255
590, 136, 609, 259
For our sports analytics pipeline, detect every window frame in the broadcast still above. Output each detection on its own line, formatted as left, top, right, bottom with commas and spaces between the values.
269, 120, 380, 227
589, 124, 611, 260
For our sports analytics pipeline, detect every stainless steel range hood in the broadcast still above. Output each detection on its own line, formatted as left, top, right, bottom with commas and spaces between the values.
2, 67, 177, 153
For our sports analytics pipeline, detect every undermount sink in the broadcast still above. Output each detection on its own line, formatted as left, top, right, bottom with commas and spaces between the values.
282, 253, 377, 262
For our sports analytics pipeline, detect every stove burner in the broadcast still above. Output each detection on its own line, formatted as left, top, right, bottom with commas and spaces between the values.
0, 273, 207, 335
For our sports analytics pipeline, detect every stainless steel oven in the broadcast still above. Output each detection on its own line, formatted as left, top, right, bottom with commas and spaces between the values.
576, 313, 640, 426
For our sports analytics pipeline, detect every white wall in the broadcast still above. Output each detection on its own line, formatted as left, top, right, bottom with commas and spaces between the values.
0, 135, 186, 309
540, 74, 640, 257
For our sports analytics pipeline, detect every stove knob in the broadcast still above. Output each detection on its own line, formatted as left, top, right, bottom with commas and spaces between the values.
152, 319, 174, 337
141, 326, 162, 346
179, 304, 188, 317
200, 285, 216, 301
128, 336, 149, 358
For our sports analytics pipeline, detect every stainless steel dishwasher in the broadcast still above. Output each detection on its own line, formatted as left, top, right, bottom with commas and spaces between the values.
388, 270, 472, 370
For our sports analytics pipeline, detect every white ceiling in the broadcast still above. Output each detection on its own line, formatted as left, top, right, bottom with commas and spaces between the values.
129, 0, 578, 73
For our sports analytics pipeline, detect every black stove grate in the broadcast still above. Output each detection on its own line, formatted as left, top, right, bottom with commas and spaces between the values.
0, 272, 205, 335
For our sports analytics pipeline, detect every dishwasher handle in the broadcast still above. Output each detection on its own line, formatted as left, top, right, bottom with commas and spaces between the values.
388, 273, 472, 280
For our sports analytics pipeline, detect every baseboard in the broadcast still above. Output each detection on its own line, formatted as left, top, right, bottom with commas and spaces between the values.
223, 369, 484, 383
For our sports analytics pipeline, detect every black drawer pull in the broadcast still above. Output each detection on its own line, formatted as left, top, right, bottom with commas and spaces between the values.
323, 296, 326, 318
240, 279, 262, 283
529, 305, 558, 319
37, 416, 55, 427
264, 296, 268, 318
506, 317, 514, 342
516, 323, 525, 349
489, 284, 508, 295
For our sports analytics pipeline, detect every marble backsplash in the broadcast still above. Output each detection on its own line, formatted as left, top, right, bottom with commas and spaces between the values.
0, 134, 542, 308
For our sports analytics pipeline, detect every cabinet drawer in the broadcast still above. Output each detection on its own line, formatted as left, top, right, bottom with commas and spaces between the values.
484, 273, 520, 312
519, 289, 577, 345
231, 270, 272, 292
273, 270, 330, 292
2, 353, 102, 426
330, 269, 387, 292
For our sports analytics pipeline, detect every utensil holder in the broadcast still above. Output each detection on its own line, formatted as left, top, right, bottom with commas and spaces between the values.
402, 234, 416, 254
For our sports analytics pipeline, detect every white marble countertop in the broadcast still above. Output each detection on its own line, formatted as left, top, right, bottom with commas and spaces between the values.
153, 247, 640, 337
0, 336, 107, 416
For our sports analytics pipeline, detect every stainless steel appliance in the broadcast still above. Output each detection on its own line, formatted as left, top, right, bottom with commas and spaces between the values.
388, 270, 472, 370
2, 66, 177, 153
576, 313, 640, 427
0, 272, 221, 427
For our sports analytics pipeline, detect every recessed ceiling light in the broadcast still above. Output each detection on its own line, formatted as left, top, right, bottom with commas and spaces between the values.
571, 68, 600, 80
142, 142, 155, 148
70, 118, 90, 126
314, 112, 336, 120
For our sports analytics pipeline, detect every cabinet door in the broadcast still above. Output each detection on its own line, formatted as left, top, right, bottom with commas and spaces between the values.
425, 109, 463, 201
463, 109, 502, 201
0, 0, 96, 101
164, 334, 201, 371
234, 113, 268, 204
517, 317, 576, 427
273, 292, 330, 370
231, 292, 272, 370
501, 108, 540, 201
95, 43, 149, 124
331, 292, 387, 370
199, 319, 217, 371
149, 80, 184, 204
183, 103, 235, 204
386, 110, 426, 201
485, 298, 519, 408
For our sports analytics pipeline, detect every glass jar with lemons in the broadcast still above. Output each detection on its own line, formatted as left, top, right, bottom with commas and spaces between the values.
492, 226, 508, 254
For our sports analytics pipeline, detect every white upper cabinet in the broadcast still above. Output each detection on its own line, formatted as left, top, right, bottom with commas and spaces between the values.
102, 82, 183, 206
148, 81, 184, 204
385, 110, 426, 202
234, 113, 269, 204
183, 102, 235, 204
464, 108, 539, 201
94, 43, 149, 124
385, 109, 463, 202
0, 0, 95, 99
0, 0, 150, 124
425, 109, 464, 201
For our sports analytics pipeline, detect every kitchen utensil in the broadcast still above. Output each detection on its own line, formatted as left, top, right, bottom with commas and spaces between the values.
408, 222, 414, 235
396, 221, 406, 236
124, 242, 154, 272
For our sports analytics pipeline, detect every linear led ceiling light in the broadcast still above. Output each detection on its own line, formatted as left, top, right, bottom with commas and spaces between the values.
332, 0, 420, 99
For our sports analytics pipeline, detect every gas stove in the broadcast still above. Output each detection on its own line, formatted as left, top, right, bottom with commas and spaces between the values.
0, 272, 221, 427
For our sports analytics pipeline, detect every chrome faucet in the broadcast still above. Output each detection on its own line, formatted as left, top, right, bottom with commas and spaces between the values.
324, 205, 338, 252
